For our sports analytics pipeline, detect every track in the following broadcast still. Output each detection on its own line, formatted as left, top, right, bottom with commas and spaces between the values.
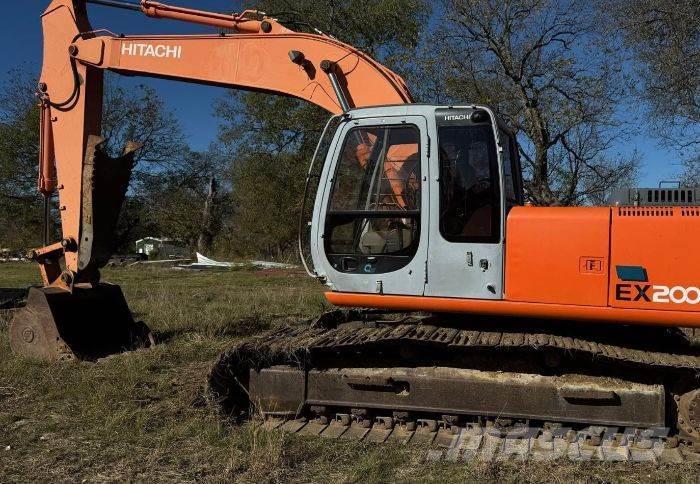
259, 415, 700, 463
208, 310, 700, 462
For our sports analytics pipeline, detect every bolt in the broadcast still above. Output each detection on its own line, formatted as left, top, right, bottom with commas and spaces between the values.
68, 44, 79, 56
260, 20, 272, 33
22, 328, 35, 344
61, 238, 77, 252
38, 82, 48, 92
288, 50, 306, 65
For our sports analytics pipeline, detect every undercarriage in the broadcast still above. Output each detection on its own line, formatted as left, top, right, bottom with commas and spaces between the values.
209, 310, 700, 462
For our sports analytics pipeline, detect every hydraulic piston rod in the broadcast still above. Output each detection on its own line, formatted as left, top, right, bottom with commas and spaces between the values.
87, 0, 287, 34
86, 0, 141, 11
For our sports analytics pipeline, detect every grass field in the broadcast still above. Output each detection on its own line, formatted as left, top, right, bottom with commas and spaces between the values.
1, 262, 699, 482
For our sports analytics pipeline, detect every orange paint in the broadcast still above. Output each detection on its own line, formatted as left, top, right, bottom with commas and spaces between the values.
383, 144, 419, 208
610, 206, 700, 311
325, 292, 700, 328
505, 206, 611, 306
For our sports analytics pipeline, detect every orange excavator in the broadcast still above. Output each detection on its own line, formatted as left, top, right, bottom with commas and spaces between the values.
11, 0, 700, 456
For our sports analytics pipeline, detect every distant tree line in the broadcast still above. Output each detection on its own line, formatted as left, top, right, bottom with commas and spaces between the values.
0, 0, 697, 258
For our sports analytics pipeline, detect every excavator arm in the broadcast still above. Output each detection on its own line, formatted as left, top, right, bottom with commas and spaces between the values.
38, 0, 413, 288
11, 0, 413, 361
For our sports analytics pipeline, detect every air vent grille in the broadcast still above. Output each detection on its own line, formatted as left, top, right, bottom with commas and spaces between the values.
609, 188, 699, 207
682, 208, 700, 217
618, 207, 675, 217
646, 189, 693, 204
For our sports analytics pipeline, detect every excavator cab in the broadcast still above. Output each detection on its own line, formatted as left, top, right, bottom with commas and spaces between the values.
304, 105, 524, 299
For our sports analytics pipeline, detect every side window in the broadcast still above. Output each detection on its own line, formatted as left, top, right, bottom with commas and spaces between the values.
500, 130, 520, 210
438, 125, 501, 243
325, 125, 421, 272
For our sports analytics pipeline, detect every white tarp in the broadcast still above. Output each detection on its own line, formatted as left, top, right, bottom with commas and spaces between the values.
196, 253, 235, 267
176, 253, 297, 270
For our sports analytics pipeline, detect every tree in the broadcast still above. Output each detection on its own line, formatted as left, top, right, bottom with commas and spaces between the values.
216, 0, 430, 257
439, 0, 639, 205
0, 70, 195, 252
249, 0, 429, 59
0, 70, 46, 249
102, 81, 188, 178
602, 0, 699, 185
198, 176, 220, 254
133, 146, 231, 253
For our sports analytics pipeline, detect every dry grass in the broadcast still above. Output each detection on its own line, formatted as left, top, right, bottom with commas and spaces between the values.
0, 262, 698, 482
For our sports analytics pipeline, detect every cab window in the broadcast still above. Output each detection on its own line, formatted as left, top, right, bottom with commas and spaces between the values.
500, 129, 523, 210
438, 125, 501, 243
325, 125, 421, 273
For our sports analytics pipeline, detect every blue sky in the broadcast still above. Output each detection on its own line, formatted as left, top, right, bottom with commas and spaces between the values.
3, 1, 244, 152
1, 1, 683, 186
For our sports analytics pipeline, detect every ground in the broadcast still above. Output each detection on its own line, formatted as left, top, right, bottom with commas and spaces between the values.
0, 262, 698, 482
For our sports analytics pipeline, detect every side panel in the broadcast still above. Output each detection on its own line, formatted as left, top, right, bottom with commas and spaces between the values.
424, 107, 504, 300
610, 206, 700, 311
505, 207, 611, 306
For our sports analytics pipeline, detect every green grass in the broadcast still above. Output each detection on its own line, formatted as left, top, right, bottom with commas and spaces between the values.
0, 262, 699, 482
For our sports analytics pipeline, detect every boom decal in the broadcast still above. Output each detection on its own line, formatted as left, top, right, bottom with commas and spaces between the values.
617, 284, 700, 305
120, 42, 182, 59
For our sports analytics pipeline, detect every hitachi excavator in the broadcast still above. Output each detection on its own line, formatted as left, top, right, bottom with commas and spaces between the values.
11, 0, 700, 456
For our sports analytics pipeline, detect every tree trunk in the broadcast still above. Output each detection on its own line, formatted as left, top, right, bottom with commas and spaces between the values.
197, 177, 218, 254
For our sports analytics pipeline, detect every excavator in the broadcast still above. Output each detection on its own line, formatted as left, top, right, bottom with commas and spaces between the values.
10, 0, 700, 458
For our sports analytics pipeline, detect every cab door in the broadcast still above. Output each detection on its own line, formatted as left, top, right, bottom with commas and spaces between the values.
312, 115, 430, 296
424, 108, 505, 299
